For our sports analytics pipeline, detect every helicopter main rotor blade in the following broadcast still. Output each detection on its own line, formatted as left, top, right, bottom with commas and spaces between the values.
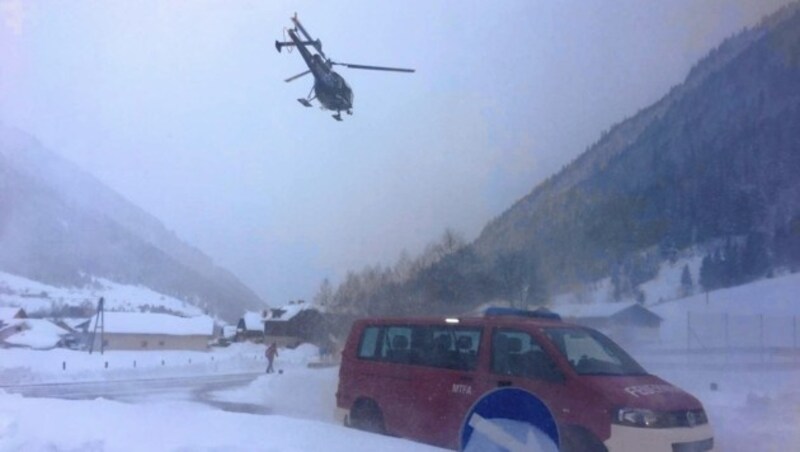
331, 61, 415, 73
284, 70, 311, 83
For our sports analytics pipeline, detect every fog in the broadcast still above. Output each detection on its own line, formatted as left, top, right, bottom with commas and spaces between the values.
0, 0, 792, 304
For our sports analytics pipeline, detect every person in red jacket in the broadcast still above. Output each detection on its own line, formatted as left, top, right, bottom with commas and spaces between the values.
265, 341, 279, 373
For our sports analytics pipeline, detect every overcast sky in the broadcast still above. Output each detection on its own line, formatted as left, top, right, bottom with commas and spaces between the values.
0, 0, 793, 305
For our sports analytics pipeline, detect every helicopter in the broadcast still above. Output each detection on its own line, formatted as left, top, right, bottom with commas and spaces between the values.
275, 14, 415, 121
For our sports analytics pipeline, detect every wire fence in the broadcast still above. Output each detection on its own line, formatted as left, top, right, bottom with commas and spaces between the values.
687, 312, 799, 351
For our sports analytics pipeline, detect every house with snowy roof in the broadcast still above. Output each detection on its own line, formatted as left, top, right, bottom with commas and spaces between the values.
87, 312, 215, 351
551, 302, 663, 344
2, 319, 70, 350
0, 307, 28, 342
236, 311, 267, 342
264, 300, 326, 347
1, 308, 74, 349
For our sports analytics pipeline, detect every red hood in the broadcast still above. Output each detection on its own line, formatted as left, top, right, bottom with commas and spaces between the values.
580, 374, 703, 411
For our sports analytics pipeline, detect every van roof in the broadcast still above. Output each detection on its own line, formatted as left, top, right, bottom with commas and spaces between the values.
354, 308, 569, 328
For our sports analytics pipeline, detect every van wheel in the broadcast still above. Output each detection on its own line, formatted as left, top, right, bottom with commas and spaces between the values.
350, 399, 386, 434
560, 426, 607, 452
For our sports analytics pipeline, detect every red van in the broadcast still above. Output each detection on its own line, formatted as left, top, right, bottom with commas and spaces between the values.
335, 308, 714, 451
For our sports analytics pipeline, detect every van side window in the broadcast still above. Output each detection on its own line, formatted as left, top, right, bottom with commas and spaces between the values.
358, 325, 483, 370
381, 326, 414, 364
358, 326, 381, 359
492, 329, 561, 381
425, 327, 481, 371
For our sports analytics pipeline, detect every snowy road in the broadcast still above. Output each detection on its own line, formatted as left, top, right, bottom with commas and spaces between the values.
0, 372, 266, 412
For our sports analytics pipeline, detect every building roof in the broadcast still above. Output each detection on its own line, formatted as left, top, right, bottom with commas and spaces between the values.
60, 318, 91, 331
0, 306, 26, 321
551, 302, 662, 322
88, 312, 214, 336
267, 302, 311, 322
222, 325, 238, 338
240, 311, 266, 331
3, 319, 69, 349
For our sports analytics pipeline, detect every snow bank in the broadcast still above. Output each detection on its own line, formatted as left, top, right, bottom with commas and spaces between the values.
0, 341, 445, 452
0, 392, 445, 452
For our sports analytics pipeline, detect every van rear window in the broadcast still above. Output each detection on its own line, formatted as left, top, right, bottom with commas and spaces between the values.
356, 324, 482, 371
358, 326, 381, 359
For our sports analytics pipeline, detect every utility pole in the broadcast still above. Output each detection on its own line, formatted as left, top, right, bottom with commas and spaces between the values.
88, 297, 105, 355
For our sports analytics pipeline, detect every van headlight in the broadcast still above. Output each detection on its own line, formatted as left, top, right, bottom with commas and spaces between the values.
614, 408, 668, 428
614, 408, 708, 428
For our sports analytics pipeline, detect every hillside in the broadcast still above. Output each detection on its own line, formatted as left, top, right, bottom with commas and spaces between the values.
320, 3, 800, 316
473, 3, 800, 294
0, 125, 264, 321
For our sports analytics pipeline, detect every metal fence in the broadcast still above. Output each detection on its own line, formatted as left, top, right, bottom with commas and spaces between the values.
687, 312, 799, 351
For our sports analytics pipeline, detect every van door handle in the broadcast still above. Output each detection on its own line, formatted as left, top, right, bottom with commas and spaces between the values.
497, 380, 512, 387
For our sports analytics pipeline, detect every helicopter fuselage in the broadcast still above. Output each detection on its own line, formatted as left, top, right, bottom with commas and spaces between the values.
288, 29, 353, 113
314, 71, 353, 112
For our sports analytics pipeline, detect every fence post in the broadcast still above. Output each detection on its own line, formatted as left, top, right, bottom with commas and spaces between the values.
759, 314, 764, 363
724, 313, 730, 351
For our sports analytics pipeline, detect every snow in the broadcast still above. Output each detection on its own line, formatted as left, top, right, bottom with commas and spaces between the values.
0, 343, 444, 452
0, 394, 443, 452
87, 312, 215, 336
648, 272, 800, 349
0, 307, 26, 321
550, 301, 649, 318
2, 319, 69, 350
240, 311, 265, 331
0, 274, 798, 450
267, 302, 310, 322
0, 271, 204, 317
0, 343, 269, 385
549, 253, 705, 306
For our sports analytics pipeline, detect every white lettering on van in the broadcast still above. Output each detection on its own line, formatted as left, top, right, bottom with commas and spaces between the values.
452, 383, 473, 395
624, 384, 682, 398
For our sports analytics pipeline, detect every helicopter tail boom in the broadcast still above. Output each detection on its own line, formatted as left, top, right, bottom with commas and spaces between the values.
290, 13, 325, 57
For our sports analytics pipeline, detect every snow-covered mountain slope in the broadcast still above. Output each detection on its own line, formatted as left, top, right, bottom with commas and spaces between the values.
0, 125, 264, 321
0, 270, 203, 317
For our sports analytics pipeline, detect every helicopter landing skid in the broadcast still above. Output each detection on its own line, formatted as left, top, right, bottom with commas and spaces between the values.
297, 98, 313, 107
332, 113, 343, 121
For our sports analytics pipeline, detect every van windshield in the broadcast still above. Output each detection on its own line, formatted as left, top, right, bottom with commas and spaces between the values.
544, 328, 647, 376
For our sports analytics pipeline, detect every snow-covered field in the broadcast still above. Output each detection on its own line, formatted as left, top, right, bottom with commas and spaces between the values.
0, 344, 444, 452
2, 272, 800, 451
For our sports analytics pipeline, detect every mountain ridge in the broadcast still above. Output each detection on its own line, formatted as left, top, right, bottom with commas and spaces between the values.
472, 3, 800, 292
0, 124, 264, 322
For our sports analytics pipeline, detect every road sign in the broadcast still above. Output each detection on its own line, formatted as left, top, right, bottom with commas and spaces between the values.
460, 387, 559, 452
